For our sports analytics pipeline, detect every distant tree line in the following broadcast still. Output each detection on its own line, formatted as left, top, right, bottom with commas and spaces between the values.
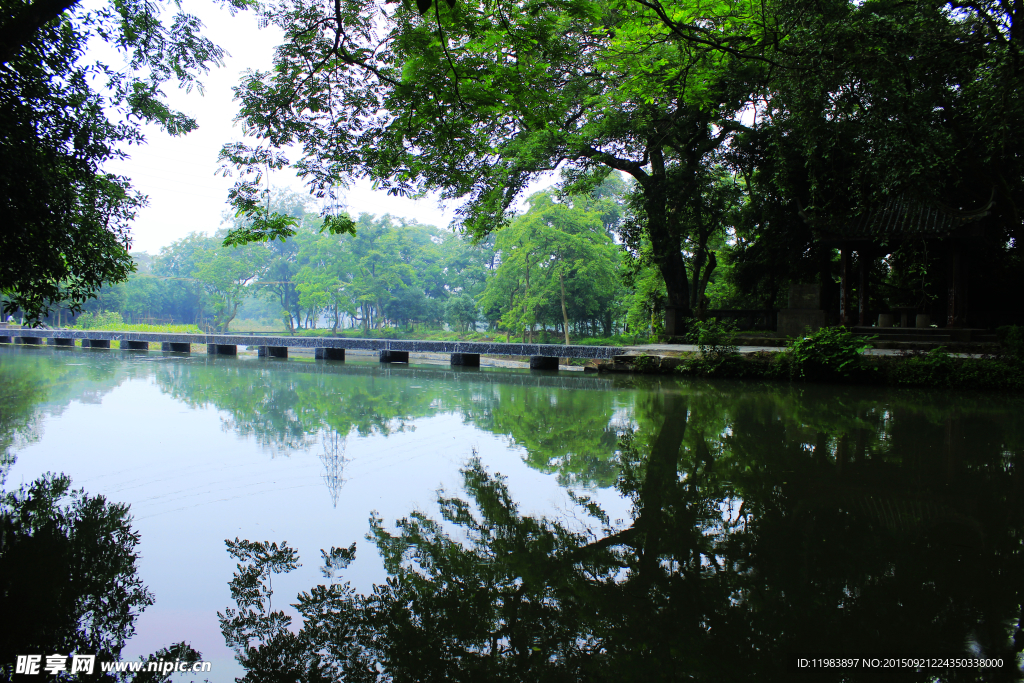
50, 183, 658, 339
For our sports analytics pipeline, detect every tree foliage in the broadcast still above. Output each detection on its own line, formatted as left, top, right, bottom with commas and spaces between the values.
481, 188, 622, 343
220, 0, 784, 334
0, 0, 240, 322
218, 0, 1024, 332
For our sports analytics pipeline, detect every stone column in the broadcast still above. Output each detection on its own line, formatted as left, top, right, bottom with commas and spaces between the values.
85, 339, 110, 348
529, 356, 559, 370
207, 344, 237, 355
379, 350, 409, 363
450, 353, 480, 366
947, 245, 965, 327
840, 244, 852, 326
122, 341, 149, 350
315, 348, 345, 360
48, 337, 74, 346
858, 250, 869, 326
161, 342, 191, 353
258, 346, 288, 358
777, 284, 824, 337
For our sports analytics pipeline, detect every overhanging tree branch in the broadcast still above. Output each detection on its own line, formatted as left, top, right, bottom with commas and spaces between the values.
0, 0, 81, 65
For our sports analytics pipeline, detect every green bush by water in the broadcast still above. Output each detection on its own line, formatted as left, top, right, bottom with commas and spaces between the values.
997, 325, 1024, 361
73, 311, 125, 329
882, 347, 1024, 390
788, 326, 873, 379
681, 318, 739, 374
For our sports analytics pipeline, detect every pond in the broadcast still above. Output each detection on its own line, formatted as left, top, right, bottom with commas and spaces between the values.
2, 345, 1022, 681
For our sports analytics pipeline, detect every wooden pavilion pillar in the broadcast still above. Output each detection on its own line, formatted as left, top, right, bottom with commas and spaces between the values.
858, 249, 870, 326
839, 244, 852, 326
947, 243, 967, 327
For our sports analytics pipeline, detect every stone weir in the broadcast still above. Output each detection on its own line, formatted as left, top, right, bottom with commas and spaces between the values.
2, 330, 624, 371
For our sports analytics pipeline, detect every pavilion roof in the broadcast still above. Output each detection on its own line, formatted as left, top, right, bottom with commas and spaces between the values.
815, 193, 993, 242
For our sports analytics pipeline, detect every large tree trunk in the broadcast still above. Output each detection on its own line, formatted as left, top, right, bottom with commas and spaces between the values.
644, 190, 690, 336
696, 250, 717, 318
559, 272, 571, 346
507, 289, 514, 342
645, 148, 691, 337
524, 252, 532, 343
221, 301, 240, 333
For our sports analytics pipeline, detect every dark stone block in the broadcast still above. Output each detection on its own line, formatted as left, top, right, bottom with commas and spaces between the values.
451, 352, 481, 367
258, 346, 288, 358
0, 337, 9, 343
315, 348, 345, 360
529, 356, 559, 371
122, 341, 149, 350
778, 309, 825, 338
208, 344, 237, 355
48, 337, 74, 346
788, 284, 821, 309
380, 350, 409, 363
18, 337, 42, 345
85, 339, 111, 349
949, 328, 972, 343
161, 342, 191, 353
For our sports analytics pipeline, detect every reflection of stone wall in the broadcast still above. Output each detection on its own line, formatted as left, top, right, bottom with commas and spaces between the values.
778, 284, 825, 337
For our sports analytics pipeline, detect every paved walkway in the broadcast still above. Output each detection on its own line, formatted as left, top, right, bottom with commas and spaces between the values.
624, 343, 994, 359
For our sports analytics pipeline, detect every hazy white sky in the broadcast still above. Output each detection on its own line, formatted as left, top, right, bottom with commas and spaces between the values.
99, 0, 555, 255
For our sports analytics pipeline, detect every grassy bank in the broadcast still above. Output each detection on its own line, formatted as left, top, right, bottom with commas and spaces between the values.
72, 312, 203, 335
74, 322, 204, 334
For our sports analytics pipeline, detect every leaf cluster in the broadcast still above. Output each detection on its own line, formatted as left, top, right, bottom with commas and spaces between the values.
788, 325, 872, 380
0, 0, 235, 322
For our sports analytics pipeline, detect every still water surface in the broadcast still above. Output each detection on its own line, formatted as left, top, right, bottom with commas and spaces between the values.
2, 346, 1023, 681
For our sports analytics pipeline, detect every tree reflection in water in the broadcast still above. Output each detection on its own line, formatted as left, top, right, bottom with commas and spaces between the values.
0, 358, 205, 682
221, 383, 1024, 682
1, 350, 1022, 680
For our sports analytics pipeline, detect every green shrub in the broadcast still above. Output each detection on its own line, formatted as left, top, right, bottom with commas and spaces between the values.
887, 347, 955, 386
789, 326, 872, 379
996, 325, 1024, 361
685, 318, 738, 371
631, 354, 658, 372
73, 311, 123, 330
882, 348, 1024, 391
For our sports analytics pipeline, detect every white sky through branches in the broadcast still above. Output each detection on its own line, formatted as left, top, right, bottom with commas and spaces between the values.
96, 0, 556, 254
